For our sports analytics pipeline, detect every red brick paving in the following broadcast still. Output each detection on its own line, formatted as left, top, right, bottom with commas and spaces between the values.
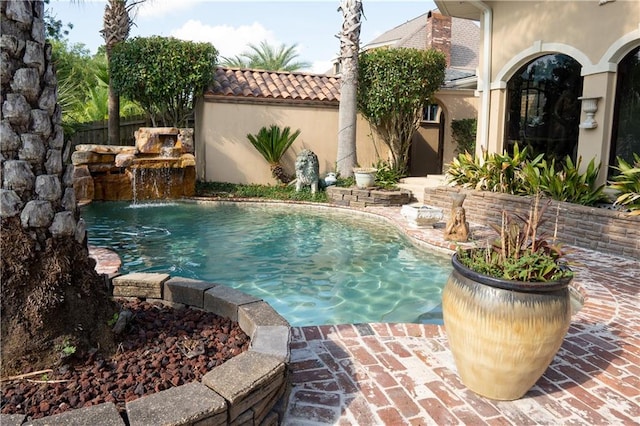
282, 207, 640, 425
89, 204, 639, 425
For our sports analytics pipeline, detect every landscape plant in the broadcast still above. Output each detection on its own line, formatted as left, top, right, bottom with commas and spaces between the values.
609, 153, 640, 215
456, 194, 572, 282
195, 181, 327, 202
447, 144, 609, 206
451, 118, 477, 155
110, 36, 218, 127
357, 47, 446, 174
529, 156, 608, 205
221, 40, 311, 71
246, 125, 301, 184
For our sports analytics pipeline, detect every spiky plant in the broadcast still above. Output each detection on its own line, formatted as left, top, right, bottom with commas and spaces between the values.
609, 153, 640, 215
247, 125, 301, 184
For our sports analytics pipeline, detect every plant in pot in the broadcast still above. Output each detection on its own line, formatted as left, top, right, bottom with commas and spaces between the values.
442, 193, 574, 400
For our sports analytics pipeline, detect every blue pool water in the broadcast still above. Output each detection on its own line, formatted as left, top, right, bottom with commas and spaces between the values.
81, 201, 452, 326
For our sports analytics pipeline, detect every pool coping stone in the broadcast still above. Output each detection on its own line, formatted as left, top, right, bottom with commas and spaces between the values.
5, 274, 291, 426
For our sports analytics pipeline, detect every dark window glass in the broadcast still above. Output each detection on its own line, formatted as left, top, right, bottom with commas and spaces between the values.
505, 54, 583, 163
610, 46, 640, 176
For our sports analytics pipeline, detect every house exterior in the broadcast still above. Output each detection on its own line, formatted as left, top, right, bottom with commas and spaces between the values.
359, 10, 481, 175
435, 0, 640, 182
195, 68, 387, 184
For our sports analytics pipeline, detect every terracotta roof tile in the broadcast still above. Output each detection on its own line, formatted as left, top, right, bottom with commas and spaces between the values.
207, 67, 341, 103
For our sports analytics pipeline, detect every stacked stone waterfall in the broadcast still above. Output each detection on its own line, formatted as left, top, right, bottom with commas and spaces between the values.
1, 1, 82, 241
71, 127, 196, 202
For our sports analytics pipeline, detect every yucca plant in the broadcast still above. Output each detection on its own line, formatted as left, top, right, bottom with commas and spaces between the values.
609, 154, 640, 215
247, 125, 301, 184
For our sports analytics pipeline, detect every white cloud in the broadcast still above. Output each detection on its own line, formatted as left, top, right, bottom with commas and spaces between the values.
170, 20, 278, 59
310, 60, 334, 75
136, 0, 200, 19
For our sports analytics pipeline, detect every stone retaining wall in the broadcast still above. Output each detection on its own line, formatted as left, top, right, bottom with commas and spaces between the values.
326, 186, 411, 207
4, 274, 291, 426
423, 187, 640, 260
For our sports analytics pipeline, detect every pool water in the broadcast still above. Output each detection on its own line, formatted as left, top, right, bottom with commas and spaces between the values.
82, 201, 452, 326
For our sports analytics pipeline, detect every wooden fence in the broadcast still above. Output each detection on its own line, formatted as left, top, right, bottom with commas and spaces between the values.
69, 115, 149, 148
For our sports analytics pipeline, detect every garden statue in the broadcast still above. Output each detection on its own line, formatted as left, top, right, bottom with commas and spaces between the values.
295, 149, 320, 194
444, 193, 470, 242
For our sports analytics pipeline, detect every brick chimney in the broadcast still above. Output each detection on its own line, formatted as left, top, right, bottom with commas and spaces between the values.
426, 11, 452, 67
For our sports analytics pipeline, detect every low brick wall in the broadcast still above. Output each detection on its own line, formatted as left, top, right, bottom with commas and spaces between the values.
326, 186, 411, 207
7, 274, 291, 426
423, 187, 640, 260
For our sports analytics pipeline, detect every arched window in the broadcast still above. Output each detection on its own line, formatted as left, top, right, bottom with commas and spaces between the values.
505, 54, 583, 163
610, 46, 640, 176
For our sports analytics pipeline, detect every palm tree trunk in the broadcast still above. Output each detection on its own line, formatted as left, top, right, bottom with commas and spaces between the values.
1, 0, 116, 376
108, 75, 120, 145
336, 0, 363, 177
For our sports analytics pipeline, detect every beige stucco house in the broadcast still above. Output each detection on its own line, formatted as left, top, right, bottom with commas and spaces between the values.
435, 0, 640, 182
195, 9, 481, 185
360, 10, 480, 175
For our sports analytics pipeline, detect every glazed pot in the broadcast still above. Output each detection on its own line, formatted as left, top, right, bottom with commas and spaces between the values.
353, 168, 377, 189
442, 252, 572, 400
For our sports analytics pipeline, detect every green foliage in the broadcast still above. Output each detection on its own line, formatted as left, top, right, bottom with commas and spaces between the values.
196, 181, 328, 203
110, 36, 218, 127
373, 160, 405, 190
447, 143, 608, 206
457, 194, 573, 282
246, 125, 301, 165
609, 153, 640, 215
447, 144, 541, 195
532, 156, 608, 205
221, 40, 311, 71
52, 40, 142, 138
107, 312, 119, 327
246, 125, 301, 183
357, 48, 446, 174
450, 118, 477, 155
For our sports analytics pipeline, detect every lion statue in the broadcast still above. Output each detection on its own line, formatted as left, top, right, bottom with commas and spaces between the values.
295, 149, 320, 194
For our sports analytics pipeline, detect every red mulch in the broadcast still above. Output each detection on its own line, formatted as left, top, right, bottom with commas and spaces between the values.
1, 299, 250, 420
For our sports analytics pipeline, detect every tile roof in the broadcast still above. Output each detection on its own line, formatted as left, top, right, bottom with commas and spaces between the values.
206, 67, 341, 103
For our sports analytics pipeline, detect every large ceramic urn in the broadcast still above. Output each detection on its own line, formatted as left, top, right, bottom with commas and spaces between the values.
442, 252, 572, 400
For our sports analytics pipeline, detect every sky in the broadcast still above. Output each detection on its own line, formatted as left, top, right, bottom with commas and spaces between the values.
47, 0, 436, 74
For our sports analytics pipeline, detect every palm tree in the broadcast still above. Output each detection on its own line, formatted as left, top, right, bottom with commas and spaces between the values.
100, 0, 144, 145
221, 41, 311, 71
1, 0, 116, 375
247, 125, 302, 183
336, 0, 363, 177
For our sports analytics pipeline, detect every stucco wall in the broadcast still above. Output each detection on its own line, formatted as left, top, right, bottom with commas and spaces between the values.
476, 0, 640, 180
435, 88, 478, 170
196, 89, 479, 184
195, 99, 388, 185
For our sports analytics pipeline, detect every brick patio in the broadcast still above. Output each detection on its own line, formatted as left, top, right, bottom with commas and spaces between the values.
283, 206, 640, 425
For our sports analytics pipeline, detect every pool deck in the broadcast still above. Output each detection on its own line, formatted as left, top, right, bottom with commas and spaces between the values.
90, 203, 639, 425
282, 206, 640, 425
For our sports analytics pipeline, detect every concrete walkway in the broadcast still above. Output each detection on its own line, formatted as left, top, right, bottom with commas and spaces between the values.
283, 206, 640, 425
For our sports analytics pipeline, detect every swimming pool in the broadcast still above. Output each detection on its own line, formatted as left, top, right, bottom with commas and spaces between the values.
81, 201, 452, 326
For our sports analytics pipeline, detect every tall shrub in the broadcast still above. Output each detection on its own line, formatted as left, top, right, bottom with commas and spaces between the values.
451, 118, 477, 155
110, 36, 218, 127
357, 48, 446, 174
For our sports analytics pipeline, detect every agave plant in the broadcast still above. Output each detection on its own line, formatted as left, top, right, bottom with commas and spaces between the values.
609, 154, 640, 215
247, 125, 301, 184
